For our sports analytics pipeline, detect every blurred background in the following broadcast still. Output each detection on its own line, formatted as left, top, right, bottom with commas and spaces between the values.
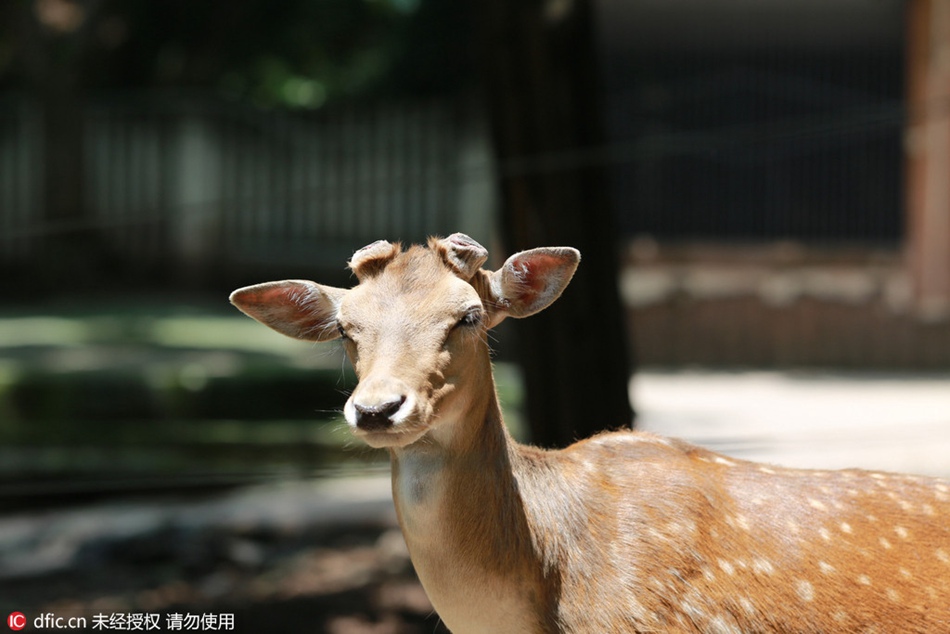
1, 0, 949, 632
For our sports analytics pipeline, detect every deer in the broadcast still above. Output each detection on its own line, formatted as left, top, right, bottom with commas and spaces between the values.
230, 233, 950, 633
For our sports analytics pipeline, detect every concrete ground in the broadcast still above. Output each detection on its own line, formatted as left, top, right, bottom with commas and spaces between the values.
632, 371, 950, 479
4, 371, 947, 596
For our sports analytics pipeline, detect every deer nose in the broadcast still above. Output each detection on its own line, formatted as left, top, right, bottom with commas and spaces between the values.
353, 395, 407, 431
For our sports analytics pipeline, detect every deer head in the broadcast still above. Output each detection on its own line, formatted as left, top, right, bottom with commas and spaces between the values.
230, 233, 580, 449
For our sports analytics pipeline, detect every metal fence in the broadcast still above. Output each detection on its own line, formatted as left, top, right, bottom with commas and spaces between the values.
0, 95, 43, 261
606, 52, 905, 244
0, 93, 496, 283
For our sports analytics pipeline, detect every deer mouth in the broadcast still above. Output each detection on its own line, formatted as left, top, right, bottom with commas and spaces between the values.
354, 425, 429, 449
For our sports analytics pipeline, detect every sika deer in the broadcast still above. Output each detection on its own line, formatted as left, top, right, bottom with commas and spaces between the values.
231, 234, 950, 633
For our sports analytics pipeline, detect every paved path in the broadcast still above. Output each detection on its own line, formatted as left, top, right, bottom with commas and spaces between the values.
4, 371, 948, 581
633, 371, 950, 479
0, 474, 396, 579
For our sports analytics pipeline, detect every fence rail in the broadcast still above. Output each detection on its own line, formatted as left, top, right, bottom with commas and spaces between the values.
0, 94, 496, 284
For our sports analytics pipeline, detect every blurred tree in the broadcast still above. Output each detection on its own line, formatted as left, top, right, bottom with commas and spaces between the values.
474, 0, 635, 447
0, 0, 472, 284
0, 1, 470, 107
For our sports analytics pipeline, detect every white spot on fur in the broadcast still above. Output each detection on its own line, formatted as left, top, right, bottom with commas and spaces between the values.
819, 561, 835, 575
879, 537, 892, 549
886, 588, 900, 602
808, 498, 827, 511
679, 594, 706, 621
739, 597, 756, 616
894, 526, 909, 539
796, 580, 815, 602
923, 503, 936, 516
665, 521, 683, 535
648, 528, 670, 544
708, 615, 741, 634
718, 559, 735, 576
857, 574, 872, 586
840, 522, 852, 534
714, 456, 736, 467
899, 568, 912, 580
819, 527, 831, 541
733, 514, 751, 531
752, 558, 774, 575
937, 548, 950, 564
759, 466, 776, 474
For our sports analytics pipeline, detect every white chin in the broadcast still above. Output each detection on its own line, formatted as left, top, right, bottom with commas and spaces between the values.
356, 427, 428, 448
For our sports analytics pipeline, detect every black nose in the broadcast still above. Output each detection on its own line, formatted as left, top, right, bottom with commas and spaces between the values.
354, 396, 406, 431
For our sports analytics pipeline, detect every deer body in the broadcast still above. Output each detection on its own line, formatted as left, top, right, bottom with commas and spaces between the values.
231, 234, 950, 633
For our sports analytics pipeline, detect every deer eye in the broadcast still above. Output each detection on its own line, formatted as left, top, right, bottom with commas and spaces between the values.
455, 308, 483, 329
337, 323, 349, 340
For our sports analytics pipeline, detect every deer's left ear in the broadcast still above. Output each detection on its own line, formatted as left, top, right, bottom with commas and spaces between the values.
487, 247, 580, 326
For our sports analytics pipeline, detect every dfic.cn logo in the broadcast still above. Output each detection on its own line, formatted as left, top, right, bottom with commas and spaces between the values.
7, 612, 25, 631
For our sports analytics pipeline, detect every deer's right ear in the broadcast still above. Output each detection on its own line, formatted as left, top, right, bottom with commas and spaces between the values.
230, 280, 347, 342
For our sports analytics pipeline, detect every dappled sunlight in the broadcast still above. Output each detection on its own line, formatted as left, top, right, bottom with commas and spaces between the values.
0, 317, 91, 348
0, 304, 528, 488
147, 316, 343, 361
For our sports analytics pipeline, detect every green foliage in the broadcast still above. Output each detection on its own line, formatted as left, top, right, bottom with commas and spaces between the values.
0, 307, 525, 484
0, 0, 473, 108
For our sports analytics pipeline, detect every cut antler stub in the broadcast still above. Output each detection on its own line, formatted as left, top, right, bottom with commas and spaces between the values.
436, 233, 489, 279
349, 239, 401, 280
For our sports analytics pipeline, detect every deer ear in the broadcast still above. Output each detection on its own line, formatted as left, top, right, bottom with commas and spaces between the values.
487, 247, 580, 325
230, 280, 347, 342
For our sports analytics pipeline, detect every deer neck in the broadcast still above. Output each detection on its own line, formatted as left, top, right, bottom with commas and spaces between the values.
389, 358, 519, 542
388, 359, 554, 632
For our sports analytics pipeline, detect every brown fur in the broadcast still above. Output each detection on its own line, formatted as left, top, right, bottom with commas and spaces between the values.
231, 235, 950, 634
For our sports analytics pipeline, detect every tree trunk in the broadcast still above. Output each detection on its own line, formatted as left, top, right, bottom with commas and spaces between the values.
906, 0, 950, 320
474, 0, 634, 447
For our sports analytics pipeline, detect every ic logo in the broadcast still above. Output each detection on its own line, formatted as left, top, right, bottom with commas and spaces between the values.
7, 613, 25, 631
